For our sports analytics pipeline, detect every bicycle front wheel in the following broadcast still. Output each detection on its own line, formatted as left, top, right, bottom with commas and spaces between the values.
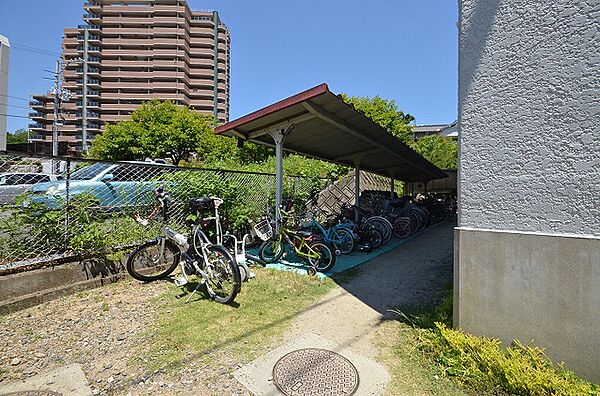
332, 228, 355, 254
259, 236, 285, 263
126, 239, 180, 282
307, 241, 336, 272
204, 245, 241, 304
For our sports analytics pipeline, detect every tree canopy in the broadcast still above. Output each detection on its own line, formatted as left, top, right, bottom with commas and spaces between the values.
411, 135, 458, 170
341, 94, 415, 144
89, 100, 235, 164
7, 129, 28, 145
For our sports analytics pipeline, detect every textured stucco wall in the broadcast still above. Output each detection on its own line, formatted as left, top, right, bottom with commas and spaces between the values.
459, 0, 600, 236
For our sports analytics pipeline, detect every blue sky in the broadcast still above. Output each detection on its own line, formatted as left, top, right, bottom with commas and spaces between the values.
0, 0, 458, 132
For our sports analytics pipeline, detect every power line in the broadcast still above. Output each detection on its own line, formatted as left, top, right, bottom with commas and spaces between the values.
11, 43, 61, 58
0, 113, 30, 119
0, 102, 31, 110
0, 93, 30, 102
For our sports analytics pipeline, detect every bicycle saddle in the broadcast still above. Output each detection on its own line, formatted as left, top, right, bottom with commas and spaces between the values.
189, 197, 216, 210
294, 230, 313, 238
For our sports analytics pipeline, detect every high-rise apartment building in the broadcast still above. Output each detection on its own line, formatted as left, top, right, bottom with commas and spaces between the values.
0, 34, 10, 152
29, 0, 231, 153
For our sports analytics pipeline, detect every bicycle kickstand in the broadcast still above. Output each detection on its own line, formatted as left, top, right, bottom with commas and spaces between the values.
185, 280, 205, 303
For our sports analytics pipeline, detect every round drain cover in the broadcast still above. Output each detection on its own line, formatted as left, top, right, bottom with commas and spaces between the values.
272, 348, 359, 396
2, 392, 62, 396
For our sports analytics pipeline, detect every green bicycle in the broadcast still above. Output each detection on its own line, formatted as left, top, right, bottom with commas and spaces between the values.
257, 209, 336, 274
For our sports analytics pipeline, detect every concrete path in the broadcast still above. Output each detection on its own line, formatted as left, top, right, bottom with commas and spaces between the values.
236, 221, 455, 395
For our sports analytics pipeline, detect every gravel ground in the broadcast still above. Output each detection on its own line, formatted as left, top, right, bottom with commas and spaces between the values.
0, 279, 249, 396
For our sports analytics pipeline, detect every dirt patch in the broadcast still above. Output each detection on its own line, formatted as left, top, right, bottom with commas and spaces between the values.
0, 279, 245, 395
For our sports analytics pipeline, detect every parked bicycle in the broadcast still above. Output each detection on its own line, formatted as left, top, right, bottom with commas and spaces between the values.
257, 208, 337, 274
126, 186, 241, 304
300, 214, 356, 255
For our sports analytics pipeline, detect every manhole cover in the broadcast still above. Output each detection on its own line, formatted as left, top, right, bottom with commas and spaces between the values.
272, 348, 359, 396
2, 392, 62, 396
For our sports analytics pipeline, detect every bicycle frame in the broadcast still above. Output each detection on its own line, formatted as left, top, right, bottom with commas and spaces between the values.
273, 226, 321, 261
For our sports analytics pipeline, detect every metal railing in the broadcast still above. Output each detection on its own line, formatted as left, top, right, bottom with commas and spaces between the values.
0, 154, 329, 271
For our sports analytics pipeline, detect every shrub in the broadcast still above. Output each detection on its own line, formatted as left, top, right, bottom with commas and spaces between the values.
416, 323, 599, 395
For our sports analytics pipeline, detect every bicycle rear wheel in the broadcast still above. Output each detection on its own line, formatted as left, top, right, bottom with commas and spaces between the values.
204, 245, 241, 304
307, 241, 336, 272
126, 239, 180, 282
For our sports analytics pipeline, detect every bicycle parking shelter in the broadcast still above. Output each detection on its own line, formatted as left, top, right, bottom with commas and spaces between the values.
215, 83, 448, 227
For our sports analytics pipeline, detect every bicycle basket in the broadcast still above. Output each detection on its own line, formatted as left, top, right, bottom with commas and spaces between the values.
253, 219, 273, 241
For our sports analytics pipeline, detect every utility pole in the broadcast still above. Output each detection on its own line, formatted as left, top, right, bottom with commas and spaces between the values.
52, 59, 60, 174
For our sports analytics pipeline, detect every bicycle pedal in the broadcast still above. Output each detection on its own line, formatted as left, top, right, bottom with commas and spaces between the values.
174, 276, 188, 287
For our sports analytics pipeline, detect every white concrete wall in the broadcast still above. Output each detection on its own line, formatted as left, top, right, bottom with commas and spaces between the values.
459, 0, 600, 237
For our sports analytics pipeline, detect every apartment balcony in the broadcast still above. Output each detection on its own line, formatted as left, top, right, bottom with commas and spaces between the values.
190, 37, 215, 46
89, 122, 102, 129
189, 57, 213, 67
77, 67, 100, 75
152, 82, 187, 90
76, 89, 99, 97
154, 4, 185, 13
100, 92, 156, 100
76, 111, 100, 119
101, 81, 154, 89
85, 78, 100, 85
189, 99, 215, 108
29, 112, 45, 119
102, 38, 153, 46
101, 70, 153, 78
29, 100, 46, 109
153, 27, 186, 36
29, 123, 44, 130
77, 100, 100, 108
83, 2, 101, 10
101, 49, 151, 57
77, 34, 101, 41
101, 4, 150, 14
151, 16, 179, 25
102, 16, 152, 25
100, 103, 141, 111
87, 56, 101, 64
83, 13, 101, 22
78, 24, 101, 32
101, 28, 151, 36
28, 135, 45, 141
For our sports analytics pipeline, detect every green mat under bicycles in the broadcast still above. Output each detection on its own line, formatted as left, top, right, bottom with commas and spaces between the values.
255, 223, 440, 278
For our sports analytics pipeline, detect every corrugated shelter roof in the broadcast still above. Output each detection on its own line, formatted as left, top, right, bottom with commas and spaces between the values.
216, 83, 448, 182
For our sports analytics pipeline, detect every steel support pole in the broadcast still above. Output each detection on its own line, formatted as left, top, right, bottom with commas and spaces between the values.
52, 60, 60, 174
269, 127, 289, 233
390, 175, 395, 198
354, 161, 360, 221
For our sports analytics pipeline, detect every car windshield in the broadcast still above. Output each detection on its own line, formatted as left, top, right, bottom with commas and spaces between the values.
70, 163, 113, 180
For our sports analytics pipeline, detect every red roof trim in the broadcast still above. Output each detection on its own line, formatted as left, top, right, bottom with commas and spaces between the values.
215, 83, 330, 135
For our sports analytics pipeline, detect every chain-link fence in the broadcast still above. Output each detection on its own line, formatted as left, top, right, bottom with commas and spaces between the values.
0, 153, 330, 272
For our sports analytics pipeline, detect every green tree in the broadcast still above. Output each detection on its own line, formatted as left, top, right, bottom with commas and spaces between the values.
411, 135, 458, 169
90, 100, 234, 164
341, 94, 415, 144
7, 128, 29, 144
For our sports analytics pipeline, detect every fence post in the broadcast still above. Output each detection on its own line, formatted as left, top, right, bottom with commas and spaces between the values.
64, 157, 71, 249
